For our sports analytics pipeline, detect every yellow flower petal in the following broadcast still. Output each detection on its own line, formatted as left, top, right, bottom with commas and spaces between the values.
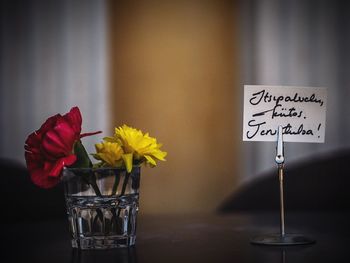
151, 151, 167, 161
122, 153, 133, 173
103, 136, 117, 143
144, 155, 156, 166
92, 141, 123, 167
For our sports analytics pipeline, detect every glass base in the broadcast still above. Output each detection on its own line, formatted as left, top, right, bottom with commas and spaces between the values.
72, 235, 136, 250
66, 195, 139, 250
250, 233, 315, 246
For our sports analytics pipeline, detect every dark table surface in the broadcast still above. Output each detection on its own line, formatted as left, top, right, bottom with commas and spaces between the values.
2, 212, 349, 263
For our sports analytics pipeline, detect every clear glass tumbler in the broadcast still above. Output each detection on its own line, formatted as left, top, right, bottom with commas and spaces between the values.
62, 167, 140, 249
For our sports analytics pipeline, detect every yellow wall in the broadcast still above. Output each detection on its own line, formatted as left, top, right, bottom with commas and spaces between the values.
108, 0, 241, 214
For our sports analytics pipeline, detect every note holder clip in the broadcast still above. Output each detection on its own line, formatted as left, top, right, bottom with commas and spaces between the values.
250, 126, 315, 246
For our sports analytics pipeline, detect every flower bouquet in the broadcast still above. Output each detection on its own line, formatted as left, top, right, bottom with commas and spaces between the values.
24, 107, 166, 249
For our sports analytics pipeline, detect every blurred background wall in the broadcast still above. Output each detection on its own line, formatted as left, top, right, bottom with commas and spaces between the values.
0, 0, 108, 157
0, 0, 349, 214
108, 0, 240, 214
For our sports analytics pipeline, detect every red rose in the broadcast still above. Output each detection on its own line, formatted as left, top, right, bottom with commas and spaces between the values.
24, 107, 100, 188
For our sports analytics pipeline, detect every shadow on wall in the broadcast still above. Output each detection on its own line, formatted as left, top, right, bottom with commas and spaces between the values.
218, 149, 350, 212
0, 158, 66, 223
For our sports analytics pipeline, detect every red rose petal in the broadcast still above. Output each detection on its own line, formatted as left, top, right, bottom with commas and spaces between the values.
44, 130, 68, 152
25, 132, 41, 150
48, 155, 77, 178
54, 117, 78, 144
25, 151, 43, 170
41, 120, 76, 158
37, 114, 60, 136
30, 167, 60, 189
64, 107, 82, 135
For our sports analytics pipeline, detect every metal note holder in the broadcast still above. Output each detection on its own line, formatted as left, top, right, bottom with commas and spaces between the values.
250, 126, 315, 245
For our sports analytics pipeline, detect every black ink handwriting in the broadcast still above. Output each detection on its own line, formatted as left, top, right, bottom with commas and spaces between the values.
247, 121, 314, 139
249, 89, 324, 107
252, 104, 303, 119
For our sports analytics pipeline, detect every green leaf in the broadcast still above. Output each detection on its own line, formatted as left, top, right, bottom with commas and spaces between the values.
71, 140, 92, 168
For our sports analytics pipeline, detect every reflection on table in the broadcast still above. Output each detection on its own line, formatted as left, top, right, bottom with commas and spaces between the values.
2, 212, 349, 263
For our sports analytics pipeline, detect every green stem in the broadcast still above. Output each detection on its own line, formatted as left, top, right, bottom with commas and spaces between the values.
80, 171, 102, 197
111, 171, 120, 196
121, 172, 130, 197
90, 176, 102, 197
117, 172, 130, 217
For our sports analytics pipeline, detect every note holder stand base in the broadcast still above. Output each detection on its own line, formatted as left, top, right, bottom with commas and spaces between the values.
251, 234, 315, 246
250, 164, 315, 246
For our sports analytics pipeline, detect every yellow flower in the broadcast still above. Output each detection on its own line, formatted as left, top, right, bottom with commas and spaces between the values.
92, 141, 123, 167
105, 124, 167, 173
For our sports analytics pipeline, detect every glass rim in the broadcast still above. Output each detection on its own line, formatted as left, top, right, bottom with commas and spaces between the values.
63, 166, 141, 172
61, 166, 141, 182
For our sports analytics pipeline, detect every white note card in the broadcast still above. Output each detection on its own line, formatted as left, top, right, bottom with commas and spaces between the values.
243, 85, 327, 143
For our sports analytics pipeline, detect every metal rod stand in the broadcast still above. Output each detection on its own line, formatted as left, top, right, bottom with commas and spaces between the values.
278, 164, 285, 238
250, 126, 315, 246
